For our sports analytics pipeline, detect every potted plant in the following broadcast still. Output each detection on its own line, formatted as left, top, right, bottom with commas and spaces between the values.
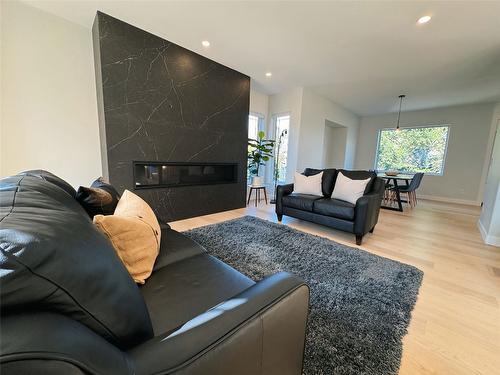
248, 131, 275, 186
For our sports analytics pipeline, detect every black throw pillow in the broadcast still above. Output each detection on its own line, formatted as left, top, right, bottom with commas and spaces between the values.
76, 177, 120, 217
91, 177, 121, 200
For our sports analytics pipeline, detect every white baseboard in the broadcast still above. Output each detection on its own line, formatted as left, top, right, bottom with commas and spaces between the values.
487, 235, 500, 247
477, 220, 500, 247
418, 194, 481, 206
478, 219, 488, 240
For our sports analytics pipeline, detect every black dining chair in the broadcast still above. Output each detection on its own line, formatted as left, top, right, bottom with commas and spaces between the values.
397, 173, 424, 208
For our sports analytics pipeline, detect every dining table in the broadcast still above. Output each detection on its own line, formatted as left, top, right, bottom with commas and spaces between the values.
377, 173, 414, 212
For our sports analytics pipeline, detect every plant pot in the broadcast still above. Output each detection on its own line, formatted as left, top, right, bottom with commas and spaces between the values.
251, 176, 263, 186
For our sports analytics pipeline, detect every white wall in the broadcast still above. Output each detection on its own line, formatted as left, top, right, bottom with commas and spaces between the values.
268, 87, 303, 183
0, 0, 101, 188
298, 88, 359, 171
248, 88, 271, 184
487, 188, 500, 245
323, 122, 347, 169
266, 87, 359, 182
481, 187, 500, 246
249, 89, 269, 118
355, 103, 496, 205
479, 102, 500, 246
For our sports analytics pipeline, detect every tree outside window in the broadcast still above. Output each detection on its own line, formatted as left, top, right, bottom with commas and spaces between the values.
375, 126, 449, 175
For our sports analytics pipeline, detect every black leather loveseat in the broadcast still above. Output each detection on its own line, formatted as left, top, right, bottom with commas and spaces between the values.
0, 171, 309, 375
276, 169, 385, 245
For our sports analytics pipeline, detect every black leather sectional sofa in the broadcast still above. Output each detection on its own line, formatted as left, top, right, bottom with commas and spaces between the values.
276, 168, 385, 245
0, 171, 309, 375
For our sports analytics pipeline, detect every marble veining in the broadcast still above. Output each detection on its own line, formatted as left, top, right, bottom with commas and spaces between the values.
93, 12, 250, 222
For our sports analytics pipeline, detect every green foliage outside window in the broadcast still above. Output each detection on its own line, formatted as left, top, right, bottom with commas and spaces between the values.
376, 126, 449, 174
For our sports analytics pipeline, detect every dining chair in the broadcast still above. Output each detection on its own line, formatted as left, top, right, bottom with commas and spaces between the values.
398, 173, 424, 208
383, 179, 396, 206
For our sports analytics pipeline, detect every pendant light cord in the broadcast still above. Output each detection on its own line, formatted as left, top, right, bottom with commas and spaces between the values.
396, 94, 405, 130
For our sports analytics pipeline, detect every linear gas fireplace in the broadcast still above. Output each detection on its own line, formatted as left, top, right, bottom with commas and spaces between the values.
134, 162, 238, 189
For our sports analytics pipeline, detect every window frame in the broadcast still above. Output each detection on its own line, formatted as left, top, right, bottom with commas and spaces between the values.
374, 124, 451, 176
272, 113, 291, 184
272, 112, 291, 141
247, 112, 267, 183
248, 112, 265, 140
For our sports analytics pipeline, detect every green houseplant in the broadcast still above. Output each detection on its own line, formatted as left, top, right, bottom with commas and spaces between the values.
248, 131, 275, 186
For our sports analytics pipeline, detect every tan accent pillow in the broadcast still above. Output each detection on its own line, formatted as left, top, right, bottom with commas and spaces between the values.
93, 190, 161, 284
94, 215, 159, 284
115, 190, 161, 245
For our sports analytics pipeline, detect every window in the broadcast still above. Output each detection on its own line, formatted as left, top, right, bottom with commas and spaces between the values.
274, 115, 290, 183
248, 114, 260, 140
375, 125, 449, 175
248, 113, 265, 183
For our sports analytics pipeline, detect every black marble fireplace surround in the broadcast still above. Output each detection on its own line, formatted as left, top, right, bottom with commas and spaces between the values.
93, 12, 250, 222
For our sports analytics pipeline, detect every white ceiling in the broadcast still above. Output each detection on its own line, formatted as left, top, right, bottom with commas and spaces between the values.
23, 1, 500, 116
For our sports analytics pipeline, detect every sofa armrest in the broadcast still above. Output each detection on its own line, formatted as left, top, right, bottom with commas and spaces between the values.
275, 183, 294, 215
354, 192, 383, 235
160, 222, 171, 230
0, 312, 133, 375
128, 272, 309, 375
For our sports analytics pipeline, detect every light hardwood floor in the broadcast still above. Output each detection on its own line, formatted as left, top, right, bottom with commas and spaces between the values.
170, 199, 500, 375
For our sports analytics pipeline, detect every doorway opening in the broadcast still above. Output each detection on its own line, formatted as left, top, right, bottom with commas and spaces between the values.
322, 120, 348, 169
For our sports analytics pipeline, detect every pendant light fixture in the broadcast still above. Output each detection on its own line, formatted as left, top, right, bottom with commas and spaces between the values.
396, 94, 406, 132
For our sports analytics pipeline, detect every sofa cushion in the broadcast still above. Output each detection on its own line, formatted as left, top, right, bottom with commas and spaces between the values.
0, 174, 153, 349
294, 171, 323, 196
91, 177, 121, 211
331, 172, 372, 204
76, 177, 121, 218
282, 193, 322, 212
140, 249, 255, 335
115, 190, 161, 249
337, 169, 376, 194
303, 168, 338, 197
313, 198, 355, 220
93, 190, 161, 284
76, 186, 115, 217
153, 228, 206, 270
94, 215, 159, 284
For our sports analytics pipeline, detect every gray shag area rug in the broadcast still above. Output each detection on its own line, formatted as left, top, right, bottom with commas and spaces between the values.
183, 216, 423, 375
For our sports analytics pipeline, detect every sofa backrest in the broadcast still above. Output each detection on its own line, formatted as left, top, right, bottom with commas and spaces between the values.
19, 169, 77, 198
0, 172, 153, 349
370, 177, 387, 196
303, 168, 377, 197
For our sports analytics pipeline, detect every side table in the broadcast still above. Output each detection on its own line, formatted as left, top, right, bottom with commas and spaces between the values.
247, 185, 268, 206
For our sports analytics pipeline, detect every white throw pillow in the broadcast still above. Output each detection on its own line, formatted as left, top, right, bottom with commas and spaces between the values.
331, 172, 371, 204
294, 171, 323, 196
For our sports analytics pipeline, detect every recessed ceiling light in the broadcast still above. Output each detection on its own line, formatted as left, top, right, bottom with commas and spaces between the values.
417, 15, 431, 24
201, 40, 210, 47
265, 72, 272, 77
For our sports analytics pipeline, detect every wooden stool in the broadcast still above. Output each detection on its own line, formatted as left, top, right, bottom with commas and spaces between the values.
247, 185, 268, 207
